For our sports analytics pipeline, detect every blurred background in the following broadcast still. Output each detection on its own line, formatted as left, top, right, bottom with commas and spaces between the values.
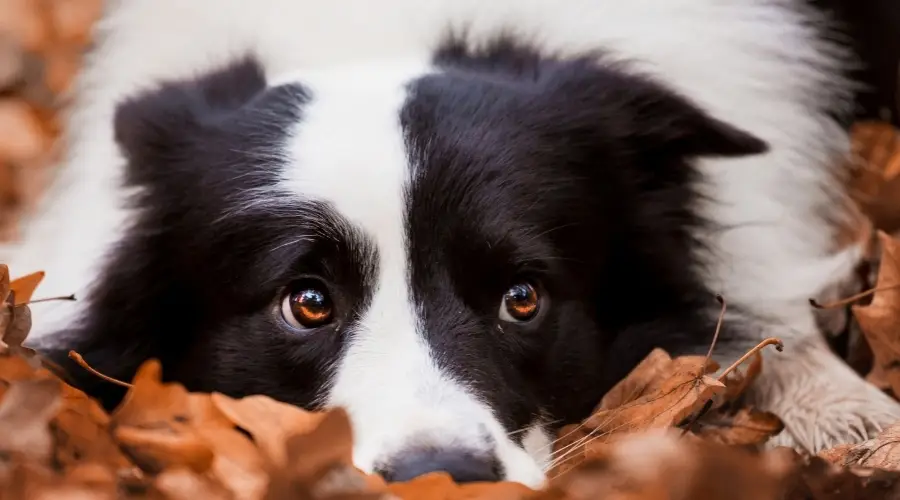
0, 0, 101, 241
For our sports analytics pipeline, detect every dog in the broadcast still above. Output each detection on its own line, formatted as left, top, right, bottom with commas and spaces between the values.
6, 0, 900, 488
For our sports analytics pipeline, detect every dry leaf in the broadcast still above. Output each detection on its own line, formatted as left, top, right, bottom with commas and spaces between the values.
386, 472, 531, 500
48, 0, 105, 47
598, 348, 672, 410
0, 0, 49, 52
693, 407, 784, 447
187, 394, 268, 500
0, 378, 62, 464
0, 100, 48, 164
0, 264, 9, 302
52, 382, 130, 469
849, 122, 900, 232
154, 467, 234, 500
779, 452, 900, 500
0, 35, 22, 90
853, 231, 900, 396
818, 423, 900, 470
550, 356, 725, 477
111, 360, 214, 474
9, 269, 44, 304
542, 429, 792, 500
211, 392, 325, 466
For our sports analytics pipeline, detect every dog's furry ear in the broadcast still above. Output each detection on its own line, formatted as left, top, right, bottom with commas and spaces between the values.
113, 56, 306, 192
616, 79, 769, 159
542, 61, 769, 160
114, 56, 264, 155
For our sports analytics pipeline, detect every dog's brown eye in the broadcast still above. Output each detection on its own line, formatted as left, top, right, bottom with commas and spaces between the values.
500, 282, 540, 322
281, 281, 333, 329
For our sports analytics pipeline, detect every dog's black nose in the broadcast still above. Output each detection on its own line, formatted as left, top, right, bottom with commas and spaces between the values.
377, 448, 502, 483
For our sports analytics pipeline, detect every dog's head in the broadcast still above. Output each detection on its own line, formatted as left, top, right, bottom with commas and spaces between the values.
61, 37, 766, 486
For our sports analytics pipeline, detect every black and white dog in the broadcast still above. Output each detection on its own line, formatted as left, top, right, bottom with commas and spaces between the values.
6, 0, 900, 488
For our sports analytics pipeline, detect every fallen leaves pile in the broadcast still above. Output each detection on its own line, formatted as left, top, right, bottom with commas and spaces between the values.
0, 0, 102, 240
2, 264, 900, 499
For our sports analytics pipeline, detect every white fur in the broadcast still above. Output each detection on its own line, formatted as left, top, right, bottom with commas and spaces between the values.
273, 63, 545, 485
5, 0, 896, 483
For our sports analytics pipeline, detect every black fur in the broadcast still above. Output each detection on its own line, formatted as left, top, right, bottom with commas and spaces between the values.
50, 39, 767, 458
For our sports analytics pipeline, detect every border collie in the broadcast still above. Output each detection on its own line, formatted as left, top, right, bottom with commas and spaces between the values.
7, 0, 900, 488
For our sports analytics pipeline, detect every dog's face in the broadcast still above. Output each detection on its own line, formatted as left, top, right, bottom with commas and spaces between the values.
64, 39, 766, 486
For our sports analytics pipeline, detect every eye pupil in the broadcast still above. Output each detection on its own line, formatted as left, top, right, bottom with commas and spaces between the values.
503, 282, 539, 321
286, 283, 333, 328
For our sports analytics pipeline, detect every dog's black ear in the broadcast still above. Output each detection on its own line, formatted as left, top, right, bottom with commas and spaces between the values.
615, 78, 769, 159
113, 56, 270, 189
540, 61, 769, 160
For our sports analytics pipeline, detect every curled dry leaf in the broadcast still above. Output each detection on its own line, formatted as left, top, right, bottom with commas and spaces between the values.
8, 268, 44, 304
693, 407, 784, 447
818, 423, 900, 471
111, 360, 214, 474
850, 122, 900, 232
852, 231, 900, 397
598, 348, 672, 410
211, 392, 325, 467
52, 382, 130, 469
550, 356, 725, 478
187, 394, 269, 500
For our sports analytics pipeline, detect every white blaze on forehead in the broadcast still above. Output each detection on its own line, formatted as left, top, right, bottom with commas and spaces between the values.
274, 61, 545, 487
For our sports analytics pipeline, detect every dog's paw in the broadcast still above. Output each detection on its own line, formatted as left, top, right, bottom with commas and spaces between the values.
766, 388, 900, 452
753, 364, 900, 453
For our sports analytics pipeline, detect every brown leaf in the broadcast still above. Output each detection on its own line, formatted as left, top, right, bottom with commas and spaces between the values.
598, 348, 672, 410
850, 122, 900, 233
818, 422, 900, 470
1, 460, 118, 500
111, 360, 214, 474
188, 394, 268, 500
693, 407, 784, 446
0, 264, 9, 302
0, 35, 23, 91
551, 357, 725, 477
853, 231, 900, 396
283, 408, 354, 479
2, 302, 41, 365
9, 269, 44, 304
264, 408, 387, 499
52, 382, 130, 470
543, 429, 792, 500
780, 453, 900, 500
211, 392, 325, 466
0, 378, 62, 464
48, 0, 105, 47
385, 472, 532, 500
0, 100, 48, 165
0, 0, 49, 52
154, 467, 234, 500
818, 444, 856, 465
